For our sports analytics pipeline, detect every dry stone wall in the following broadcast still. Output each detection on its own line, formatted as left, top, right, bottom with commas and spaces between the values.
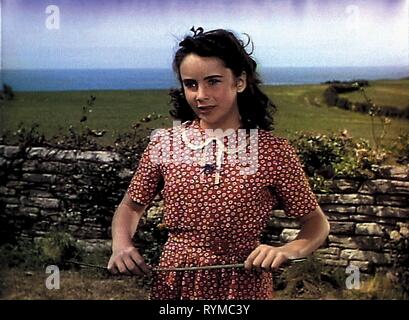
1, 145, 408, 273
266, 166, 409, 273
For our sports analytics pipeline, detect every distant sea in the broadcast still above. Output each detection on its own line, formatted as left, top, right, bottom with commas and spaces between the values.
1, 66, 407, 92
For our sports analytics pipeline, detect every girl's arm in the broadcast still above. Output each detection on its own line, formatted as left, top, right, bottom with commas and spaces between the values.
245, 206, 330, 271
107, 193, 151, 276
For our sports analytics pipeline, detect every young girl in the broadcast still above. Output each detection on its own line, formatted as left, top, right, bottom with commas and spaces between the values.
107, 27, 330, 300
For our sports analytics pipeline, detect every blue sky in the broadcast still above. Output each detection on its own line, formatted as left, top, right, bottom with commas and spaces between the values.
1, 0, 408, 69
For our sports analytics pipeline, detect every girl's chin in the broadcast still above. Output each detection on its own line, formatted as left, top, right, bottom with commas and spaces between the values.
197, 115, 217, 124
196, 108, 215, 117
196, 113, 216, 122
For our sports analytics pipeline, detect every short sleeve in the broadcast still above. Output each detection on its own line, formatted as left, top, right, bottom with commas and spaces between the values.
267, 139, 318, 217
127, 132, 164, 206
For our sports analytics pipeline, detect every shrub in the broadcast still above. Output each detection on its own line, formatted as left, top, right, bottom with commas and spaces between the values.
0, 84, 14, 101
322, 86, 338, 106
343, 273, 406, 300
0, 231, 85, 270
275, 256, 345, 298
290, 131, 379, 181
0, 239, 44, 269
388, 223, 409, 298
393, 133, 409, 164
36, 231, 83, 266
11, 123, 46, 149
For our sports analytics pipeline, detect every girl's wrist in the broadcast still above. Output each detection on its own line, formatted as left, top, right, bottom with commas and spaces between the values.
112, 240, 135, 253
279, 243, 303, 260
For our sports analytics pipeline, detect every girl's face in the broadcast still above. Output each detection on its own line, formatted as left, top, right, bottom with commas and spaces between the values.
179, 53, 246, 130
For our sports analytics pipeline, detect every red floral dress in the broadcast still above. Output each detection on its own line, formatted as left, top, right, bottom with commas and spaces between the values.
127, 119, 318, 300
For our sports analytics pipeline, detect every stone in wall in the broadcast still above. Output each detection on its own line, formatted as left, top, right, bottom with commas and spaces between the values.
20, 196, 61, 210
279, 228, 299, 242
355, 223, 384, 236
376, 194, 408, 207
315, 254, 339, 261
0, 186, 16, 196
119, 168, 134, 180
348, 214, 404, 226
323, 179, 360, 193
340, 249, 391, 264
356, 205, 409, 219
317, 194, 374, 205
22, 173, 57, 184
76, 151, 120, 163
5, 180, 32, 190
377, 165, 409, 180
27, 148, 74, 161
315, 247, 340, 257
19, 207, 41, 218
1, 146, 20, 158
271, 210, 287, 218
321, 205, 356, 214
359, 179, 409, 194
321, 205, 356, 222
1, 197, 20, 205
347, 260, 371, 272
26, 190, 54, 198
317, 258, 348, 268
26, 147, 120, 164
328, 221, 355, 234
325, 212, 352, 221
320, 247, 341, 255
266, 218, 300, 229
328, 235, 384, 250
22, 160, 75, 174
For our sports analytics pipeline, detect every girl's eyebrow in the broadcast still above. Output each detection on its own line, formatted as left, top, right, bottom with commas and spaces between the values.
203, 75, 223, 80
181, 75, 223, 82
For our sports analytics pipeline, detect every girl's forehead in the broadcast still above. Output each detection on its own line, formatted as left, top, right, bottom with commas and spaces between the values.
179, 54, 229, 77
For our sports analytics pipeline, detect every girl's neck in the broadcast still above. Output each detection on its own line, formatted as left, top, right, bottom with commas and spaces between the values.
198, 115, 242, 133
199, 120, 241, 135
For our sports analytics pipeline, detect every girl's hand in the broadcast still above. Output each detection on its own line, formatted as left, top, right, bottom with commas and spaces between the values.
107, 246, 151, 276
244, 244, 297, 272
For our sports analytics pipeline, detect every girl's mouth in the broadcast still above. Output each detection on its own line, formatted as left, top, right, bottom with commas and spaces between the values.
197, 106, 215, 114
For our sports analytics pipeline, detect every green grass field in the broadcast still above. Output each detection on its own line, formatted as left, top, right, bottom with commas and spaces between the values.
1, 79, 408, 147
337, 79, 409, 109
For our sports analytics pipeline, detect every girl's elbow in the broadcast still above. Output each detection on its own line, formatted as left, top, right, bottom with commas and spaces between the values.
324, 218, 331, 238
315, 206, 331, 239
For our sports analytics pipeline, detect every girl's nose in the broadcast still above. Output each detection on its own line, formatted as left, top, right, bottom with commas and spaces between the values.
195, 85, 209, 101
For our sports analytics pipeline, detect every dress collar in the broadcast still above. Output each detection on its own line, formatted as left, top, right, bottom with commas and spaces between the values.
181, 119, 249, 185
184, 118, 243, 140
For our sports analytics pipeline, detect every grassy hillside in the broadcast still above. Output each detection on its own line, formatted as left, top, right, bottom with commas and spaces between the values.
0, 89, 171, 143
1, 80, 408, 147
337, 79, 408, 109
264, 81, 409, 145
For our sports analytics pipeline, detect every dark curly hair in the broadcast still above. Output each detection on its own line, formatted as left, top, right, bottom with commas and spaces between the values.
169, 27, 276, 131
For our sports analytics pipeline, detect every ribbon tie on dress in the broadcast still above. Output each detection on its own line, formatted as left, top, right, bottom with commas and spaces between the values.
181, 124, 247, 185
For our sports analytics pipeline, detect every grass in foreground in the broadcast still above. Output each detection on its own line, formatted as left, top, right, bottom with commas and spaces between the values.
0, 268, 149, 300
0, 236, 406, 300
1, 263, 406, 300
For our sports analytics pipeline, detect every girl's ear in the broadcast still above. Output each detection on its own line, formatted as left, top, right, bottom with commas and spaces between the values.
236, 71, 247, 93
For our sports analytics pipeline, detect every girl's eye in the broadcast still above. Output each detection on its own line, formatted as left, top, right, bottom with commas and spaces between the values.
208, 79, 220, 85
183, 81, 197, 89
